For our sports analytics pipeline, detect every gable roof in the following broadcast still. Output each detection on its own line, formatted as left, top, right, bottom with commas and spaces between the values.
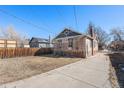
54, 28, 82, 39
29, 37, 49, 43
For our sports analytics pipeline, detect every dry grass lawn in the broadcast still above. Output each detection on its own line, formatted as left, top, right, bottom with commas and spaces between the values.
0, 55, 81, 85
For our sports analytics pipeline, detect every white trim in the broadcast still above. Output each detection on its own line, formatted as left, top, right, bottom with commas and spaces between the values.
54, 34, 94, 41
54, 35, 84, 40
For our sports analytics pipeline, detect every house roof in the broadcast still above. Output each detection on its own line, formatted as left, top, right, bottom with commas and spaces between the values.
54, 28, 82, 39
29, 37, 49, 43
111, 40, 124, 45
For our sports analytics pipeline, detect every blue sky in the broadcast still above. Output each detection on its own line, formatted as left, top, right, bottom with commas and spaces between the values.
0, 5, 124, 39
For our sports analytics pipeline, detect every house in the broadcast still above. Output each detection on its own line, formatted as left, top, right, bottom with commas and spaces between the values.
23, 39, 30, 48
109, 40, 124, 50
53, 28, 98, 58
29, 37, 50, 48
0, 39, 17, 48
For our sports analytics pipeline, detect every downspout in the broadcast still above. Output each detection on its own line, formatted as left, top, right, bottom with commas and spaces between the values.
91, 36, 94, 56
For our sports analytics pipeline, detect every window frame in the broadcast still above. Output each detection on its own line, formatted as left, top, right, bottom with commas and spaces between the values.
68, 38, 73, 48
58, 40, 62, 48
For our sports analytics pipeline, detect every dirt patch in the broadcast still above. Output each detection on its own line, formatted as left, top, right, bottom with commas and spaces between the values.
109, 63, 119, 88
108, 53, 124, 88
0, 55, 81, 85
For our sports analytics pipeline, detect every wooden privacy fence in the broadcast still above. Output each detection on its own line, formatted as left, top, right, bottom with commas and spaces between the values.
54, 50, 85, 58
0, 48, 53, 59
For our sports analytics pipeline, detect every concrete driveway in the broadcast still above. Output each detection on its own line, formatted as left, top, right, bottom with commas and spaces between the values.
0, 53, 112, 88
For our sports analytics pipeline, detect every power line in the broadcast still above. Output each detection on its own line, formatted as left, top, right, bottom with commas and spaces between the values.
73, 6, 79, 31
0, 9, 54, 34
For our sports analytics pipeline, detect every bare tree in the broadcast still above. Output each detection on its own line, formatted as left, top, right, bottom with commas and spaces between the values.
0, 27, 6, 38
110, 28, 124, 41
0, 25, 28, 47
87, 23, 110, 49
94, 27, 110, 49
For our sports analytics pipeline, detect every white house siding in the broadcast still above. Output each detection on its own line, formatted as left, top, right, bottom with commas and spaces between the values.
38, 43, 51, 48
39, 43, 46, 48
24, 45, 30, 48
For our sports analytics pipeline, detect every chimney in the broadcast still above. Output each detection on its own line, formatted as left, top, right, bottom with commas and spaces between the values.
89, 24, 94, 38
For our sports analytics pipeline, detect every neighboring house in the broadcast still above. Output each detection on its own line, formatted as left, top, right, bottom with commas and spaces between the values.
109, 40, 124, 50
0, 39, 17, 48
29, 37, 50, 48
53, 28, 98, 58
23, 39, 30, 48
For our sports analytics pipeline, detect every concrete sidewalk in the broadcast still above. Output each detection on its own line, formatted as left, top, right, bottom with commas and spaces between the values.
0, 53, 112, 88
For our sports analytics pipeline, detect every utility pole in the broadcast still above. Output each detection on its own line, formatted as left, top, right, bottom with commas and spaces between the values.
49, 35, 51, 47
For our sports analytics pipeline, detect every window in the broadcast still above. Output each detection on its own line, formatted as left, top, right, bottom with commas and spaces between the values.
39, 43, 46, 48
64, 31, 69, 36
58, 40, 62, 48
68, 38, 73, 48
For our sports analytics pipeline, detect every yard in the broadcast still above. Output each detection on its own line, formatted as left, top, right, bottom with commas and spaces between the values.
0, 55, 81, 85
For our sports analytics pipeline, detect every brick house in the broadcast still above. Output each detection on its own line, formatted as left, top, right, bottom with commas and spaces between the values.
53, 28, 98, 58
